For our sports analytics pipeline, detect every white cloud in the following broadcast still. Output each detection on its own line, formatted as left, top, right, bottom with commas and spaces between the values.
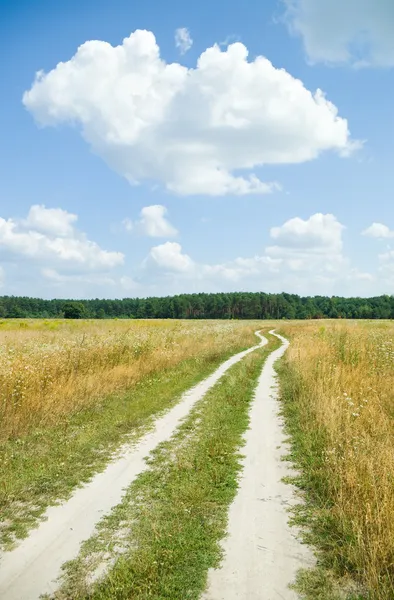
24, 30, 358, 197
175, 27, 193, 54
147, 242, 194, 272
362, 222, 394, 238
140, 205, 177, 237
122, 217, 133, 232
0, 266, 4, 288
143, 213, 352, 290
25, 204, 77, 237
267, 213, 345, 274
0, 205, 124, 272
270, 213, 344, 250
283, 0, 394, 67
122, 205, 177, 237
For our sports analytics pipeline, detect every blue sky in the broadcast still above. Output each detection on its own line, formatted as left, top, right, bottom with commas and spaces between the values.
0, 0, 393, 299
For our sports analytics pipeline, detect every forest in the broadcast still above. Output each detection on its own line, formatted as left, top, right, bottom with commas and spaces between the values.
1, 292, 394, 320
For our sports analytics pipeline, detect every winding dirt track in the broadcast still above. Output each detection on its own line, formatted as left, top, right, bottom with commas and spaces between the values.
0, 331, 268, 600
203, 331, 314, 600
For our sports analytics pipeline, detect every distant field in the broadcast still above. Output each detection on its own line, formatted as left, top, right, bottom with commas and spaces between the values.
0, 318, 262, 441
278, 319, 394, 599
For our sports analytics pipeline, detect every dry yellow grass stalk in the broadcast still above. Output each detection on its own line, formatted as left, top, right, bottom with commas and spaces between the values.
0, 319, 259, 442
281, 320, 394, 599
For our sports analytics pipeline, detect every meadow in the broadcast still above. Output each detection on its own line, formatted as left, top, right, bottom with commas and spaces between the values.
278, 320, 394, 599
0, 318, 262, 547
1, 317, 394, 600
0, 318, 259, 441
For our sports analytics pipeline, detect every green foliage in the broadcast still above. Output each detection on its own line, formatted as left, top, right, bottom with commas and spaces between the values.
0, 291, 394, 320
62, 301, 86, 319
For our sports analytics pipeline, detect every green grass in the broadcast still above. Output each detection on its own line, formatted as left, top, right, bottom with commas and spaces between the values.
0, 340, 259, 550
276, 354, 368, 600
47, 335, 280, 600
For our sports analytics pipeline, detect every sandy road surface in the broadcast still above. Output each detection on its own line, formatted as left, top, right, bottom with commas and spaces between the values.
0, 331, 267, 600
203, 331, 314, 600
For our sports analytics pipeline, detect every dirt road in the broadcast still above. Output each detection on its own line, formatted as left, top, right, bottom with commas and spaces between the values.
203, 331, 313, 600
0, 331, 267, 600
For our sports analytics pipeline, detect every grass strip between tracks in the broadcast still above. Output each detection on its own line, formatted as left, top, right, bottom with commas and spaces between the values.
49, 334, 280, 600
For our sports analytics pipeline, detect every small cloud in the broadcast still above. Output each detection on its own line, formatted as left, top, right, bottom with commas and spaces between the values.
362, 223, 394, 239
0, 205, 124, 271
175, 27, 193, 55
122, 205, 177, 238
218, 34, 241, 48
122, 217, 133, 232
146, 242, 194, 272
139, 205, 177, 237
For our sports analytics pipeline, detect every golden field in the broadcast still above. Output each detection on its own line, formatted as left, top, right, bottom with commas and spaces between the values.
279, 320, 394, 599
2, 316, 394, 599
0, 319, 260, 442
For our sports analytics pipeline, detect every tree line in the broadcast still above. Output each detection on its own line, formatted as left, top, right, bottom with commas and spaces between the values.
1, 292, 394, 320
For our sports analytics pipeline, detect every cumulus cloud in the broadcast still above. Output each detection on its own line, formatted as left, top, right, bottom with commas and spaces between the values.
143, 213, 352, 290
24, 30, 357, 197
362, 222, 394, 238
0, 205, 124, 272
270, 213, 343, 250
147, 242, 194, 272
283, 0, 394, 67
123, 205, 177, 237
267, 213, 345, 273
175, 27, 193, 54
140, 205, 177, 237
24, 204, 78, 237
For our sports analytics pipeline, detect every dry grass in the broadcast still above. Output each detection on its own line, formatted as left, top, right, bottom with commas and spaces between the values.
0, 319, 260, 442
279, 320, 394, 599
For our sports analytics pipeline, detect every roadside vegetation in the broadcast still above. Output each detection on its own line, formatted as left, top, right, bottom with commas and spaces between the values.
278, 320, 394, 600
47, 334, 279, 600
0, 319, 262, 549
0, 319, 259, 439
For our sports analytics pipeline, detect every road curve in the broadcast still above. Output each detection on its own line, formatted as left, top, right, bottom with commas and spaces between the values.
0, 331, 268, 600
203, 330, 314, 600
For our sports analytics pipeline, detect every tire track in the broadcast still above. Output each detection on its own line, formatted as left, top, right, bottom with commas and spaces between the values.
203, 331, 314, 600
